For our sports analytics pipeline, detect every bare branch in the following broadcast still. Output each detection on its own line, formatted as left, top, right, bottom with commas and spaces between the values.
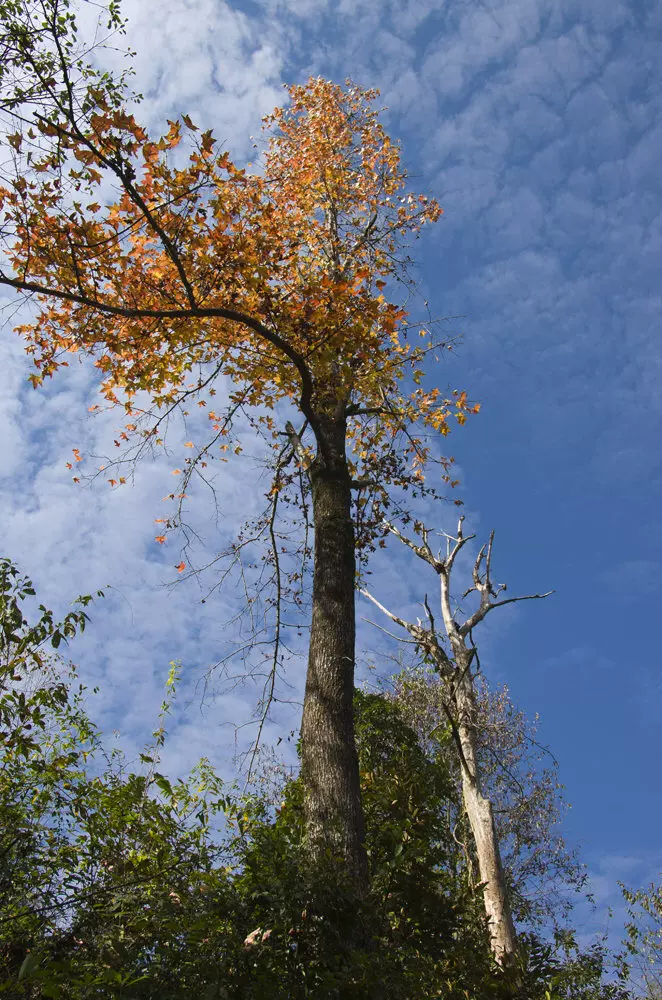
360, 587, 416, 633
459, 591, 554, 637
485, 531, 497, 597
423, 593, 436, 634
472, 543, 487, 592
284, 420, 312, 476
446, 515, 474, 575
359, 618, 421, 645
243, 480, 284, 788
383, 521, 443, 572
360, 587, 454, 675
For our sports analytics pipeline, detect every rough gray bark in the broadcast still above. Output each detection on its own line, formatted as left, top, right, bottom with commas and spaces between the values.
298, 414, 368, 891
362, 517, 551, 963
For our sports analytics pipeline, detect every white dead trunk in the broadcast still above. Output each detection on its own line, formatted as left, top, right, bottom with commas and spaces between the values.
361, 516, 551, 966
453, 660, 517, 963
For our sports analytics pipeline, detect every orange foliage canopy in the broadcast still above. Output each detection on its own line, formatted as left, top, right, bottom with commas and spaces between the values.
1, 76, 476, 507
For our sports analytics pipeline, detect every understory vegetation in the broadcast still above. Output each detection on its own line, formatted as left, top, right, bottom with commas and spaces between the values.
0, 560, 638, 999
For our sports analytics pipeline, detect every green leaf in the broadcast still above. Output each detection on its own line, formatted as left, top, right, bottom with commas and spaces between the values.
18, 951, 39, 980
154, 772, 173, 797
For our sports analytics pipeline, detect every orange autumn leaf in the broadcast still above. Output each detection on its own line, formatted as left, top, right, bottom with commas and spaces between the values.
155, 535, 166, 544
175, 561, 186, 573
1, 75, 478, 544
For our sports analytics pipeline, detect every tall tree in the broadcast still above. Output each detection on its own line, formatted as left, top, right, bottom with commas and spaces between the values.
0, 1, 475, 889
389, 667, 587, 933
362, 517, 551, 962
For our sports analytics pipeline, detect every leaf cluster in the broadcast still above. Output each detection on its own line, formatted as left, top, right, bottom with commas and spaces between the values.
1, 5, 477, 558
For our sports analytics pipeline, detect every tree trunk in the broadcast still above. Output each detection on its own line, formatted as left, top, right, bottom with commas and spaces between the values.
299, 414, 368, 892
453, 655, 517, 964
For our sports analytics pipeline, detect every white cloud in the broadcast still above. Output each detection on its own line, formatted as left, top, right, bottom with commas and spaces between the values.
1, 7, 661, 960
80, 0, 287, 153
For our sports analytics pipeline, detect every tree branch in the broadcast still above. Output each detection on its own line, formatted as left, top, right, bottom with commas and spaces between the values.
458, 591, 554, 637
383, 520, 444, 572
1, 272, 317, 421
284, 420, 312, 476
360, 587, 454, 676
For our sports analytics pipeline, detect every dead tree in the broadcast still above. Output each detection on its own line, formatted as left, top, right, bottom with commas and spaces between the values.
361, 516, 552, 965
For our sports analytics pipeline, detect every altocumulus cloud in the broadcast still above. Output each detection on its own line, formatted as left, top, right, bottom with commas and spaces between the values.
0, 0, 660, 943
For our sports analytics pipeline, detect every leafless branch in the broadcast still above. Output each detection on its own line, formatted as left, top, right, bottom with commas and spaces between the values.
459, 590, 554, 638
382, 521, 442, 571
359, 617, 422, 645
284, 420, 312, 476
360, 587, 454, 675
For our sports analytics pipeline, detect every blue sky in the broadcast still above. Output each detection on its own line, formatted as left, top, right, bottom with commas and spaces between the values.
1, 0, 660, 952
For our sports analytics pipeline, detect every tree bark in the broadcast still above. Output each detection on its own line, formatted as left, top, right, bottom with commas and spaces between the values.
452, 651, 517, 964
363, 519, 540, 965
299, 414, 368, 892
